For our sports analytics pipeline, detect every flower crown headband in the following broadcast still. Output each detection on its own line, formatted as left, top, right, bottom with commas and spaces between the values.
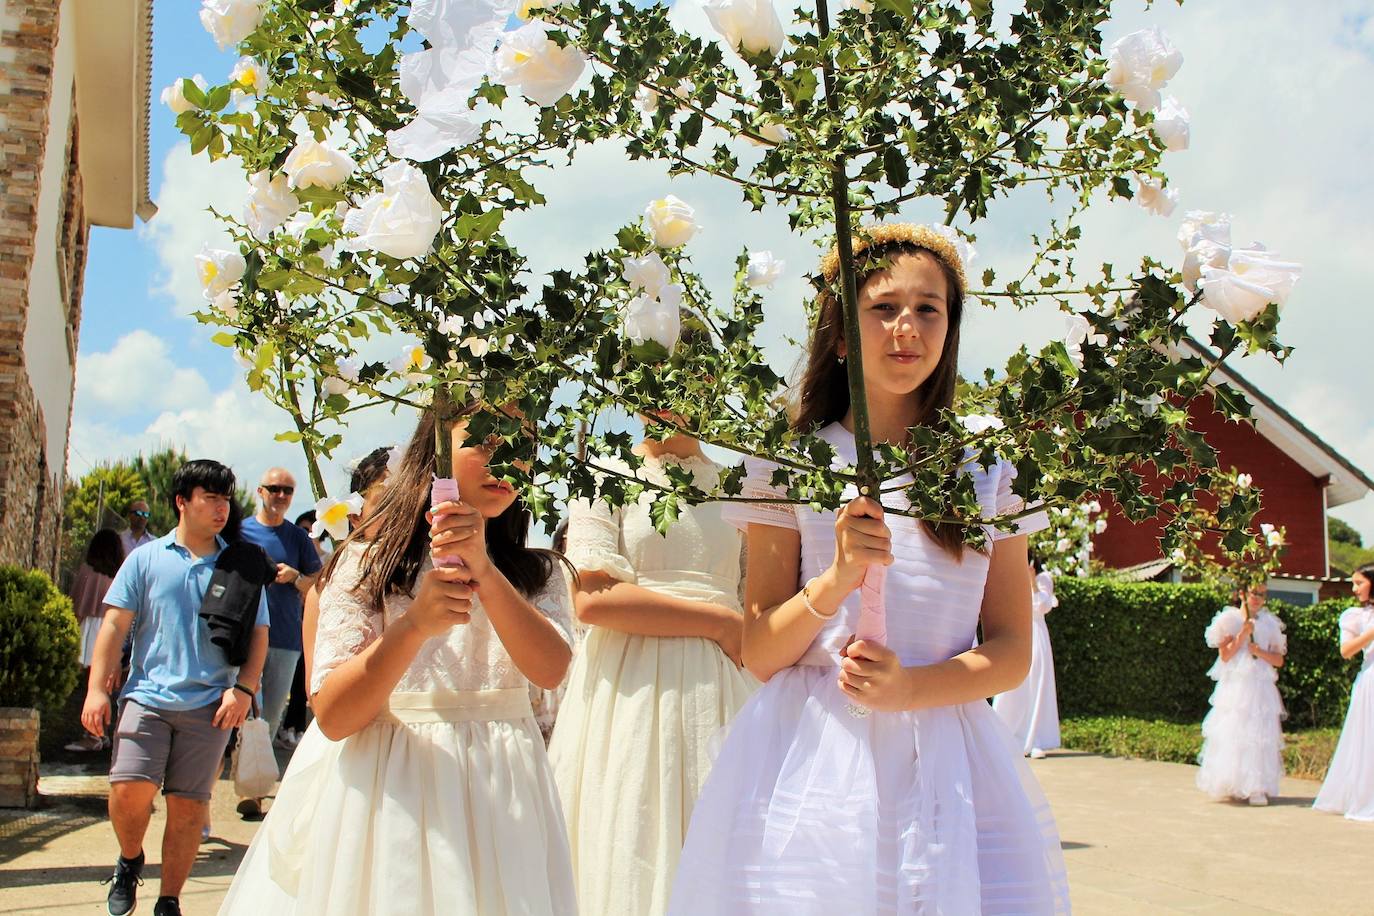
818, 223, 969, 296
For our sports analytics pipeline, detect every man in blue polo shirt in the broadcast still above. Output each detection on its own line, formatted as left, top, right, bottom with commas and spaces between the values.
81, 459, 269, 916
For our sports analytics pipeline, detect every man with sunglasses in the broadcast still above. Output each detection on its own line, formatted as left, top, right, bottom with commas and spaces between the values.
119, 500, 157, 559
234, 468, 322, 819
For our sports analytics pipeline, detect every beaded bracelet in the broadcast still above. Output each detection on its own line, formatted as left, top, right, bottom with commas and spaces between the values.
801, 577, 838, 621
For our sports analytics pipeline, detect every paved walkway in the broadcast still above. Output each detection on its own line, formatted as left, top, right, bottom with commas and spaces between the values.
0, 752, 1368, 914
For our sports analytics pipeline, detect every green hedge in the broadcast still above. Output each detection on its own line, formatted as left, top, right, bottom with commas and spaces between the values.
1060, 716, 1341, 781
1049, 578, 1361, 728
0, 565, 80, 714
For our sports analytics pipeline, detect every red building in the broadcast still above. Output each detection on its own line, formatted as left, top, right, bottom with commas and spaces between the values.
1093, 336, 1372, 605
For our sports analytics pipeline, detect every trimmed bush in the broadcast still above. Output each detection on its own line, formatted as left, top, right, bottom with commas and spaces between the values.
1059, 716, 1340, 780
0, 565, 80, 714
1050, 578, 1361, 728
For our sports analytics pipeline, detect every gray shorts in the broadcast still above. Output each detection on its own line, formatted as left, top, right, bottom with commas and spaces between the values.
109, 699, 231, 800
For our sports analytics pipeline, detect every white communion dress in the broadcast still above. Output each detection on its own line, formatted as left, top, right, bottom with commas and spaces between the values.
548, 452, 757, 916
667, 423, 1071, 915
1314, 605, 1374, 820
1196, 606, 1287, 801
218, 542, 576, 916
993, 570, 1062, 754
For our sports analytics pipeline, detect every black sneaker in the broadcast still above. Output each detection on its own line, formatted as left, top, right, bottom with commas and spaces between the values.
102, 851, 144, 916
153, 897, 182, 916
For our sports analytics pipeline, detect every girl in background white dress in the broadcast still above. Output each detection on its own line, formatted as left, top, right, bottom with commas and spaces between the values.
994, 559, 1062, 757
549, 427, 756, 916
668, 225, 1069, 915
1197, 584, 1287, 805
1314, 565, 1374, 820
219, 410, 575, 915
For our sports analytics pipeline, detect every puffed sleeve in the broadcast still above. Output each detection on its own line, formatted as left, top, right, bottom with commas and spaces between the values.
566, 494, 638, 583
1253, 611, 1287, 655
990, 459, 1048, 541
310, 551, 383, 695
1032, 571, 1058, 616
1338, 607, 1369, 644
532, 562, 575, 648
719, 456, 798, 532
1204, 606, 1246, 648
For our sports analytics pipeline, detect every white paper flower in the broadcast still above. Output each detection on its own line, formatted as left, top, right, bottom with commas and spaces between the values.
930, 224, 977, 269
1137, 393, 1166, 416
200, 0, 265, 50
388, 43, 492, 161
703, 0, 786, 57
1170, 547, 1188, 564
1104, 27, 1183, 110
210, 290, 239, 321
745, 250, 785, 288
1153, 96, 1190, 152
644, 195, 699, 248
230, 56, 266, 95
517, 0, 553, 18
624, 287, 683, 352
311, 493, 365, 540
196, 246, 246, 298
161, 75, 208, 115
1094, 518, 1109, 535
283, 138, 356, 190
624, 253, 671, 297
1236, 473, 1253, 491
1178, 210, 1232, 292
322, 376, 351, 396
1199, 246, 1302, 325
958, 414, 1005, 434
342, 162, 444, 260
243, 170, 300, 238
1064, 314, 1109, 368
1055, 537, 1074, 554
634, 85, 660, 116
1260, 522, 1284, 548
1134, 176, 1178, 217
389, 343, 432, 382
493, 21, 586, 108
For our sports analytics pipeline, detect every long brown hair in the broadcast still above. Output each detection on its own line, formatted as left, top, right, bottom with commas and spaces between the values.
794, 242, 967, 558
322, 407, 564, 608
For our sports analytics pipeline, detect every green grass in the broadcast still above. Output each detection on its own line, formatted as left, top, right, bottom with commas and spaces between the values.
1060, 716, 1341, 781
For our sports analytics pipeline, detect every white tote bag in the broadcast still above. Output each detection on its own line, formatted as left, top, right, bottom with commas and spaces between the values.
233, 714, 279, 800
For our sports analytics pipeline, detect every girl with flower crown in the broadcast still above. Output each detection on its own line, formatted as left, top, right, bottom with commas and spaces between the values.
1196, 583, 1287, 806
1314, 564, 1374, 820
667, 225, 1070, 914
548, 404, 757, 915
219, 409, 576, 915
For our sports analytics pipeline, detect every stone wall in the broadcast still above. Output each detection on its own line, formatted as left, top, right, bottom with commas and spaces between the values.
0, 0, 77, 577
0, 707, 40, 808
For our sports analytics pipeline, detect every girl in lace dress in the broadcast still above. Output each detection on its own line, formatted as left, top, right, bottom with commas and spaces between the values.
219, 411, 576, 915
1196, 584, 1287, 805
667, 224, 1070, 915
994, 560, 1062, 757
548, 426, 756, 915
1314, 565, 1374, 820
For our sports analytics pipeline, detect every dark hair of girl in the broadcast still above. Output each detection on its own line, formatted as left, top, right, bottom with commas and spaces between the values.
1356, 565, 1374, 605
323, 408, 564, 608
793, 242, 967, 558
350, 446, 393, 495
86, 528, 125, 579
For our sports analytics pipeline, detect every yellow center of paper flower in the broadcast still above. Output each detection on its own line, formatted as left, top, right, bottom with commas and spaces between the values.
322, 502, 350, 525
512, 49, 531, 65
237, 67, 259, 91
199, 261, 219, 285
407, 347, 425, 369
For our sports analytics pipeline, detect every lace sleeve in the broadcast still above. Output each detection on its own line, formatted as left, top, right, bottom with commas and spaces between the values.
1255, 612, 1287, 655
566, 495, 637, 583
310, 551, 384, 695
990, 459, 1048, 540
720, 456, 798, 531
533, 564, 575, 648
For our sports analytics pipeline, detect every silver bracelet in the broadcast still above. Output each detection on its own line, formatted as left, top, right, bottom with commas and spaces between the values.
800, 577, 838, 620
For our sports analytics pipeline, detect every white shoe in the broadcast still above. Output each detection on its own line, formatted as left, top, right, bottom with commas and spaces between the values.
1029, 747, 1047, 759
1247, 793, 1268, 806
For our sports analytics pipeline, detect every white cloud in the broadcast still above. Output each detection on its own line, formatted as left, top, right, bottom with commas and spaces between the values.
73, 330, 212, 416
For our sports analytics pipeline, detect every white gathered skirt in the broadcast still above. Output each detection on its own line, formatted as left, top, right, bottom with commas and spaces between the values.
667, 666, 1071, 915
78, 616, 102, 668
1314, 667, 1374, 820
992, 614, 1061, 754
1196, 656, 1286, 801
218, 688, 576, 916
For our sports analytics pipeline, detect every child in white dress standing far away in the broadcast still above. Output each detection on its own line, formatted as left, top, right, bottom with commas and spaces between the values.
668, 224, 1070, 915
994, 559, 1062, 758
1314, 565, 1374, 820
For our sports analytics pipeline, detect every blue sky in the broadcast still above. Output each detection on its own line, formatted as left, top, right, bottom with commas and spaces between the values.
71, 0, 1374, 545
